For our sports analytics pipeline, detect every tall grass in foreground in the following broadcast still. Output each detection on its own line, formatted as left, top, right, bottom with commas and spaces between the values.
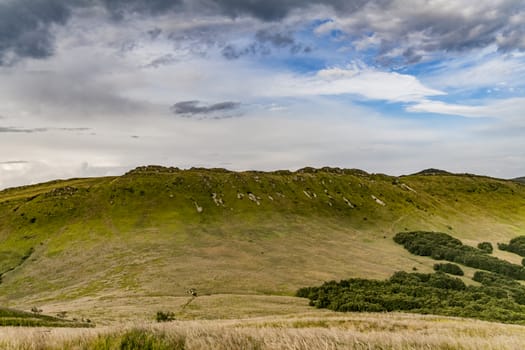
2, 313, 525, 349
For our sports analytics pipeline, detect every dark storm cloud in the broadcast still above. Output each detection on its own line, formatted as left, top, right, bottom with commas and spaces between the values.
221, 43, 269, 60
0, 0, 182, 64
201, 0, 372, 21
120, 0, 525, 58
100, 0, 183, 19
171, 101, 240, 115
0, 0, 324, 63
255, 30, 295, 48
0, 0, 71, 64
222, 28, 311, 59
0, 0, 524, 65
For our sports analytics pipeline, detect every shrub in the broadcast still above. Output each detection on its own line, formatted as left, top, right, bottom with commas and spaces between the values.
427, 272, 466, 290
498, 236, 525, 257
477, 242, 493, 254
298, 271, 525, 324
394, 231, 525, 280
433, 263, 464, 276
156, 311, 175, 322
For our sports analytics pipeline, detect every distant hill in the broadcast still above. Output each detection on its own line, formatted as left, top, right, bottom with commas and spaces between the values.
411, 168, 452, 176
0, 165, 524, 321
513, 177, 525, 184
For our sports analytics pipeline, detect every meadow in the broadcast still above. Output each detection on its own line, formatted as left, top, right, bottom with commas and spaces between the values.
4, 312, 525, 349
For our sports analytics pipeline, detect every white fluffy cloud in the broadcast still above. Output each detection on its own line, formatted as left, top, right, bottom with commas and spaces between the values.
270, 65, 444, 102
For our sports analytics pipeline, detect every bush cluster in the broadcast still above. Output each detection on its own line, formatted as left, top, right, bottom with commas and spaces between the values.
433, 263, 464, 276
394, 231, 525, 280
156, 311, 175, 322
297, 271, 525, 324
498, 236, 525, 257
477, 242, 493, 254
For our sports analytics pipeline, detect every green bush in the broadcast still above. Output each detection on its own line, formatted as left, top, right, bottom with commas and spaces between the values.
156, 311, 175, 322
298, 271, 525, 324
433, 263, 464, 276
498, 236, 525, 257
394, 231, 525, 280
477, 242, 493, 254
472, 271, 525, 305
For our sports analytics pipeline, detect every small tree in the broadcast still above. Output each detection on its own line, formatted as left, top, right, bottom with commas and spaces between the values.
478, 242, 493, 254
433, 263, 464, 276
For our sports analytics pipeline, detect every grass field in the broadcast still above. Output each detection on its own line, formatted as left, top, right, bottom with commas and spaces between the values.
3, 312, 525, 349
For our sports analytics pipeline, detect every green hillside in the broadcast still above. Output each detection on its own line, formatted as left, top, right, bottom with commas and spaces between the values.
0, 166, 524, 322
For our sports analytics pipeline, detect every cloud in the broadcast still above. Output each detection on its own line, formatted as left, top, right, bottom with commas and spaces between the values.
255, 29, 295, 47
198, 0, 318, 21
408, 97, 525, 123
0, 127, 48, 133
221, 28, 311, 59
406, 101, 488, 118
0, 126, 91, 133
0, 0, 182, 64
259, 64, 444, 102
1, 0, 525, 189
0, 0, 323, 64
0, 52, 161, 120
315, 0, 525, 64
422, 52, 525, 91
171, 100, 241, 117
100, 0, 183, 18
0, 0, 71, 64
1, 0, 524, 66
55, 127, 91, 132
0, 160, 28, 164
143, 54, 179, 68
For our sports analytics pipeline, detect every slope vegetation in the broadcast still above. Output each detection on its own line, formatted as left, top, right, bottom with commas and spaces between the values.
0, 166, 524, 320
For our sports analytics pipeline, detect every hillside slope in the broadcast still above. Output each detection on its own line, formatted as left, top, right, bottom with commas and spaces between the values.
0, 166, 524, 317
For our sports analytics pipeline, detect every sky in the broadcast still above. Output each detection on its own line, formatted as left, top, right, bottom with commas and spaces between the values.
1, 0, 525, 189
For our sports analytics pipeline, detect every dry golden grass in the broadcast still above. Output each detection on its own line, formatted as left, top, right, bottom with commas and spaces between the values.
37, 294, 318, 325
2, 313, 525, 349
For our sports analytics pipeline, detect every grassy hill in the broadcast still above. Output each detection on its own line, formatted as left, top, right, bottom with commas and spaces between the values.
514, 177, 525, 184
0, 166, 524, 322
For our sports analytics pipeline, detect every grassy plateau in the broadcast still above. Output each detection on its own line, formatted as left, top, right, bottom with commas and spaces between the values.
1, 166, 525, 348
